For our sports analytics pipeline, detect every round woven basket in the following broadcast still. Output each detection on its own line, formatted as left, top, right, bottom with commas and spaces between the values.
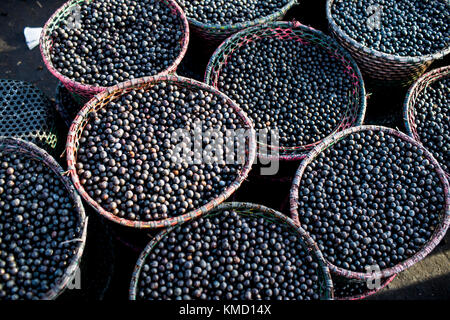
66, 75, 256, 229
40, 0, 190, 104
178, 0, 298, 43
403, 65, 449, 177
205, 21, 366, 161
55, 82, 83, 128
333, 274, 396, 300
129, 201, 334, 300
290, 125, 450, 280
0, 136, 88, 300
326, 0, 450, 87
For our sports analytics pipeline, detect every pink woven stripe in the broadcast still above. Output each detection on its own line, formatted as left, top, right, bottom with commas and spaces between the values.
65, 75, 257, 229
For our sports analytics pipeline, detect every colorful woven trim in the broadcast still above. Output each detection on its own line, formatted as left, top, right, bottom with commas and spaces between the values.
129, 201, 334, 300
181, 0, 298, 42
205, 21, 366, 161
326, 0, 450, 86
0, 136, 87, 300
290, 125, 450, 280
66, 75, 257, 229
40, 0, 190, 103
403, 65, 450, 177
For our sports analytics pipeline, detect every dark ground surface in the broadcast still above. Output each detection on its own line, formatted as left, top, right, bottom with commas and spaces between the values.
0, 0, 448, 300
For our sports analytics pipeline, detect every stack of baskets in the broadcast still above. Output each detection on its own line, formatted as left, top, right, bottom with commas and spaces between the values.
22, 0, 447, 300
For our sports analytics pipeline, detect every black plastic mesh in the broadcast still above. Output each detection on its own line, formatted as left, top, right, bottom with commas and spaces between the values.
0, 79, 59, 152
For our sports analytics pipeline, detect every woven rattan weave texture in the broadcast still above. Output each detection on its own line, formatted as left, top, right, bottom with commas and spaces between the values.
404, 66, 449, 177
205, 21, 366, 161
66, 75, 256, 229
326, 0, 450, 86
0, 79, 59, 153
290, 125, 450, 280
40, 0, 190, 103
0, 136, 87, 299
129, 202, 334, 300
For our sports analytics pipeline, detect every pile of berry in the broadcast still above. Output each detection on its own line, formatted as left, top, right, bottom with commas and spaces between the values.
75, 81, 251, 222
216, 37, 355, 147
294, 129, 446, 272
177, 0, 290, 25
50, 0, 186, 87
411, 76, 449, 174
0, 147, 84, 299
134, 209, 325, 300
331, 0, 449, 56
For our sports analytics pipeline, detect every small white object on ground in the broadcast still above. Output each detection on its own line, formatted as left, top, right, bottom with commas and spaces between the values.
24, 27, 43, 50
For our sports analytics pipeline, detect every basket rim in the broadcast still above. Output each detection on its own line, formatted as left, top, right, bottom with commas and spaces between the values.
326, 0, 450, 64
0, 136, 88, 300
39, 0, 190, 98
403, 66, 450, 171
129, 201, 334, 300
181, 0, 298, 33
66, 75, 257, 229
334, 273, 397, 300
204, 20, 367, 161
289, 125, 450, 280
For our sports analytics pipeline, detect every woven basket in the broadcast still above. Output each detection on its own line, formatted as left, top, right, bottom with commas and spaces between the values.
205, 21, 366, 161
0, 136, 88, 300
326, 0, 450, 87
404, 66, 449, 177
290, 125, 450, 280
177, 0, 298, 43
66, 75, 256, 229
333, 274, 396, 300
55, 82, 83, 128
129, 201, 334, 300
0, 79, 60, 154
40, 0, 190, 104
